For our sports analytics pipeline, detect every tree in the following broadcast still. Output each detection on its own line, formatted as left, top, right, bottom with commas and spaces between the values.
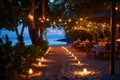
0, 0, 50, 46
0, 0, 26, 47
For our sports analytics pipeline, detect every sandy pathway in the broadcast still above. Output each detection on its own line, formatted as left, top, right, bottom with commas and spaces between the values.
22, 46, 120, 80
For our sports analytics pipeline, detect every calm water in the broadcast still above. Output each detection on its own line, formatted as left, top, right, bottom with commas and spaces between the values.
7, 35, 67, 46
0, 28, 67, 46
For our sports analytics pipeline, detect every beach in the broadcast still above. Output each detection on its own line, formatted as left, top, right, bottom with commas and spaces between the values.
20, 45, 120, 80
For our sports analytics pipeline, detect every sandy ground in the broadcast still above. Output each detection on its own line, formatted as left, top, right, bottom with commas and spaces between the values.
21, 45, 120, 80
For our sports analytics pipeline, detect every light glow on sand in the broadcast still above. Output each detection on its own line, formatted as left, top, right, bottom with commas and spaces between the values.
70, 61, 83, 66
29, 72, 42, 78
36, 58, 47, 62
32, 63, 49, 67
73, 68, 95, 76
69, 52, 71, 54
36, 58, 53, 63
83, 68, 87, 73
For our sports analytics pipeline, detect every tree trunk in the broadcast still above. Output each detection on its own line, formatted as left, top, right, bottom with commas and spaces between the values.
28, 0, 40, 45
39, 23, 44, 42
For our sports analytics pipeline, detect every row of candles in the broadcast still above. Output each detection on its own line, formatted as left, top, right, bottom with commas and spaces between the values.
28, 47, 52, 75
61, 46, 95, 76
28, 46, 95, 77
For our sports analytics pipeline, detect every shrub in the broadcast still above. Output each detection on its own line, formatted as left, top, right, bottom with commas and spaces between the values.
0, 35, 49, 79
13, 44, 44, 77
39, 40, 49, 53
0, 35, 13, 80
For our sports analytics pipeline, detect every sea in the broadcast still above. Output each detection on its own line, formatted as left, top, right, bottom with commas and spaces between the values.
0, 28, 67, 46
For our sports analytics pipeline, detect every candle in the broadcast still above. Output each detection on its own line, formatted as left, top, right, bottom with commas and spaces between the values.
83, 68, 87, 73
41, 57, 44, 60
74, 56, 77, 59
71, 54, 74, 56
78, 61, 81, 64
69, 52, 71, 54
28, 68, 33, 74
74, 68, 95, 76
38, 62, 41, 66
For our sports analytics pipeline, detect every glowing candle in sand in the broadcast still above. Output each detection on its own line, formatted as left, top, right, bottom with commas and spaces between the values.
83, 68, 87, 73
78, 61, 81, 64
74, 56, 77, 59
71, 54, 74, 56
38, 62, 41, 66
41, 57, 44, 61
28, 68, 33, 74
69, 52, 71, 54
74, 68, 95, 76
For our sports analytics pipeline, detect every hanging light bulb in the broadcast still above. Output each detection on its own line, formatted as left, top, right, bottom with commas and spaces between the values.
64, 22, 67, 25
68, 19, 71, 22
59, 19, 62, 22
28, 14, 34, 21
46, 18, 49, 21
76, 21, 78, 24
53, 21, 56, 25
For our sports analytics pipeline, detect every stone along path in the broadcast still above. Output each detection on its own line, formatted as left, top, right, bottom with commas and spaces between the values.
22, 46, 120, 80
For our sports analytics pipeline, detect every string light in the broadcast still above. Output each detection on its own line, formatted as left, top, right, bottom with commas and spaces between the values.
80, 18, 83, 21
59, 19, 62, 22
46, 18, 50, 21
68, 19, 72, 22
53, 21, 56, 25
115, 7, 118, 10
28, 14, 34, 21
64, 22, 67, 25
76, 21, 78, 24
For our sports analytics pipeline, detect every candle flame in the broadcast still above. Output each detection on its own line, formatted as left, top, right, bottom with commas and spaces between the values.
41, 57, 44, 60
74, 56, 77, 59
78, 61, 81, 64
83, 68, 87, 73
38, 62, 41, 66
28, 68, 33, 74
69, 52, 71, 54
71, 54, 74, 56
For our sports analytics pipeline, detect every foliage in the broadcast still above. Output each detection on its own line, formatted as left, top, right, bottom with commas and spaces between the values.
66, 30, 91, 42
39, 40, 49, 53
0, 35, 13, 79
13, 44, 45, 77
0, 35, 48, 79
65, 17, 111, 42
1, 0, 119, 45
